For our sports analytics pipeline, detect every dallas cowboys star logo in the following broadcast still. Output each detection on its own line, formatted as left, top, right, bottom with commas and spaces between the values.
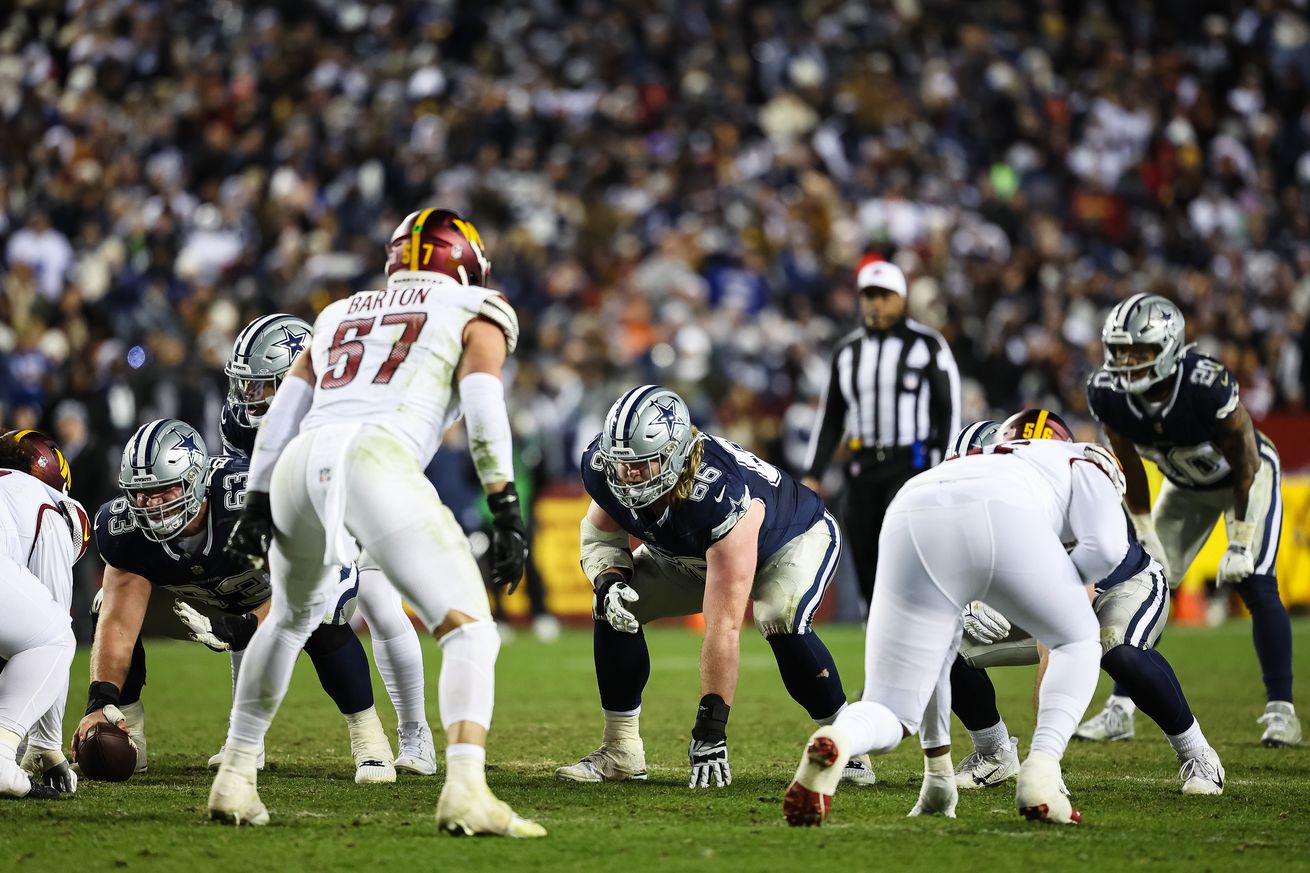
172, 432, 203, 466
649, 399, 684, 440
272, 325, 307, 359
725, 487, 750, 518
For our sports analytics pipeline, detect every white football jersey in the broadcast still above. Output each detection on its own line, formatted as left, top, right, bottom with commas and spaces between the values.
299, 271, 518, 468
0, 468, 88, 605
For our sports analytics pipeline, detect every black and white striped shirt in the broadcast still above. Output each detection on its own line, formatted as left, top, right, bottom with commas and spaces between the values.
805, 320, 961, 476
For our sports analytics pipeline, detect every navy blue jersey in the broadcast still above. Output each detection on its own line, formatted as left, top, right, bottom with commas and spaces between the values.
220, 401, 254, 458
582, 433, 826, 563
1087, 350, 1240, 490
94, 456, 270, 613
1096, 531, 1150, 591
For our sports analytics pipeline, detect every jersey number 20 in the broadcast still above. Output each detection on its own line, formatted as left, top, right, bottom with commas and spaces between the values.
321, 312, 428, 389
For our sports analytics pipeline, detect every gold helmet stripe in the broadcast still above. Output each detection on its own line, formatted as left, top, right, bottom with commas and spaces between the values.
409, 208, 437, 271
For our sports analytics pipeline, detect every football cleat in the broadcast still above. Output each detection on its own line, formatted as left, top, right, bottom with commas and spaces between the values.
555, 741, 648, 783
0, 759, 59, 800
436, 780, 546, 838
1257, 702, 1302, 747
348, 709, 396, 784
1178, 747, 1225, 796
208, 750, 269, 826
394, 722, 438, 776
908, 771, 958, 818
1015, 751, 1080, 825
783, 728, 848, 827
1075, 697, 1135, 741
954, 736, 1021, 789
841, 754, 877, 786
207, 744, 265, 771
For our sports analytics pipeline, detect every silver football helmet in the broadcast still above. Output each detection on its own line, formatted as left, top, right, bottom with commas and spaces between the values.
225, 314, 312, 426
119, 419, 210, 542
945, 419, 998, 460
599, 385, 696, 509
1101, 294, 1187, 394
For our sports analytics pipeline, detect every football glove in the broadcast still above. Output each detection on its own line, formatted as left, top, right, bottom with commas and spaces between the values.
21, 748, 77, 794
1217, 518, 1256, 587
487, 484, 528, 593
225, 490, 273, 572
172, 601, 259, 653
688, 693, 731, 789
962, 601, 1011, 645
596, 571, 640, 634
1083, 444, 1125, 498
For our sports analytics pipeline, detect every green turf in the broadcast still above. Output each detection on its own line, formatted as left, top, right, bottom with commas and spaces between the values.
4, 622, 1307, 872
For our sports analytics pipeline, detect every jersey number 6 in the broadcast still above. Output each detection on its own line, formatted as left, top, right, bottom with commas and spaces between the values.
321, 312, 428, 389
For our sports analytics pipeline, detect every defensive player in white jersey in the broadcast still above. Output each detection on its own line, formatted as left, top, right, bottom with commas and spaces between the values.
784, 410, 1117, 827
209, 208, 544, 837
0, 430, 89, 798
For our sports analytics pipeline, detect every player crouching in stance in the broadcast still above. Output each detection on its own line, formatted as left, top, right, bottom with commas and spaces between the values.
785, 410, 1115, 826
209, 208, 543, 836
946, 422, 1225, 796
557, 386, 874, 789
81, 419, 394, 784
0, 430, 87, 798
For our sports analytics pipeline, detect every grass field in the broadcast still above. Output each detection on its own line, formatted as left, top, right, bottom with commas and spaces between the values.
4, 621, 1308, 872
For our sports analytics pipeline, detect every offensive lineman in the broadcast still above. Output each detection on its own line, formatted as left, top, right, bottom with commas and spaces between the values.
558, 385, 875, 789
214, 313, 436, 774
78, 420, 395, 783
1086, 294, 1298, 746
784, 410, 1117, 826
211, 208, 543, 837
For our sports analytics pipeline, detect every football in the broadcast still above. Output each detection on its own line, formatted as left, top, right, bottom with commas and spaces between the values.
77, 722, 137, 782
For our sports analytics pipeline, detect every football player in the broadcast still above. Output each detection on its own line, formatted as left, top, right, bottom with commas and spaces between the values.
1086, 294, 1298, 746
76, 419, 396, 783
0, 430, 89, 797
785, 410, 1115, 826
213, 208, 543, 837
217, 313, 436, 775
944, 421, 1225, 796
557, 385, 875, 790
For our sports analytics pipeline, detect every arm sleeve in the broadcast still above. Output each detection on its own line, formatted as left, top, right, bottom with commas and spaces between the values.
460, 371, 515, 484
924, 334, 961, 467
248, 376, 314, 492
31, 503, 76, 610
803, 351, 849, 479
1066, 459, 1132, 587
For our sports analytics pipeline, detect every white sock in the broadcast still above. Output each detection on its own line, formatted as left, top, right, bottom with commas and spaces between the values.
967, 719, 1010, 757
345, 706, 391, 759
1108, 693, 1136, 714
230, 648, 245, 695
446, 743, 487, 786
372, 631, 427, 724
0, 727, 19, 763
437, 622, 500, 731
601, 711, 642, 746
1030, 640, 1101, 760
228, 618, 315, 750
815, 702, 848, 726
1166, 718, 1209, 759
832, 700, 904, 757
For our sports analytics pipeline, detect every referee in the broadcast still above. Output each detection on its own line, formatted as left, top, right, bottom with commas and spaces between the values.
802, 258, 960, 605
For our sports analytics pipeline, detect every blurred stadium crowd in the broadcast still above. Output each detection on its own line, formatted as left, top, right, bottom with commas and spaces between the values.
4, 0, 1310, 521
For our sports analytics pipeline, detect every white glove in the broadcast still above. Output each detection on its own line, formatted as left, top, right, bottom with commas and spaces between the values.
1130, 512, 1173, 587
908, 772, 958, 818
688, 737, 731, 788
20, 748, 77, 794
1083, 444, 1125, 498
172, 600, 231, 652
1217, 518, 1256, 587
599, 576, 641, 634
962, 601, 1011, 644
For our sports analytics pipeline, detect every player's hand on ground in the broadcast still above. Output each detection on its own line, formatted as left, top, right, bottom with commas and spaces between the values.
962, 601, 1010, 644
73, 706, 127, 761
598, 573, 640, 633
21, 748, 77, 793
487, 485, 528, 593
688, 737, 731, 788
225, 490, 273, 572
173, 600, 232, 652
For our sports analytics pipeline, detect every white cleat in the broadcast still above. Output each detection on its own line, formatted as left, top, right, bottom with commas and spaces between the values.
555, 741, 648, 782
436, 780, 546, 838
355, 756, 397, 784
349, 709, 396, 784
1075, 697, 1135, 741
1015, 750, 1081, 825
841, 754, 877, 786
208, 744, 265, 771
1179, 746, 1225, 795
208, 751, 269, 827
954, 736, 1020, 789
908, 772, 958, 818
394, 722, 438, 776
1258, 702, 1302, 747
783, 727, 848, 827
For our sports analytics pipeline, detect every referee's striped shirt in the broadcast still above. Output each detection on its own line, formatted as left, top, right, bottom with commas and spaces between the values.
805, 319, 961, 476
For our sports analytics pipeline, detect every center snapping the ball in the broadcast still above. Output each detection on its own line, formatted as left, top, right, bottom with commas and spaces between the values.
77, 721, 137, 782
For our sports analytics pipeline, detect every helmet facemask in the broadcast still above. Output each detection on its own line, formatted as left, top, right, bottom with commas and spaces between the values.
1101, 294, 1187, 395
119, 420, 210, 542
600, 387, 694, 510
225, 372, 281, 426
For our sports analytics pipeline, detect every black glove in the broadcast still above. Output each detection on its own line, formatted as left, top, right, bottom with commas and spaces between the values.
688, 693, 732, 788
488, 484, 528, 593
225, 490, 274, 572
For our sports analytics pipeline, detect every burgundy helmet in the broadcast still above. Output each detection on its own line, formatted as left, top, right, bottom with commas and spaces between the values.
995, 409, 1074, 444
0, 429, 72, 492
385, 208, 491, 285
